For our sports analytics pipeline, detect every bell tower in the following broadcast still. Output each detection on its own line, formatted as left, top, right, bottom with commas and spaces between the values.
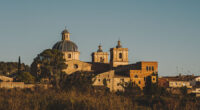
91, 44, 109, 63
110, 40, 128, 67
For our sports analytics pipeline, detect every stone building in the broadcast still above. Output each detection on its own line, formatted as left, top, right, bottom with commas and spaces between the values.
110, 40, 129, 67
91, 45, 109, 64
52, 29, 92, 74
51, 28, 158, 91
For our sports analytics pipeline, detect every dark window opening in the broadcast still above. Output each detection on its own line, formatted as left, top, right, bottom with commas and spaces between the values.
119, 53, 123, 59
74, 64, 78, 69
68, 54, 71, 58
149, 66, 151, 71
100, 57, 104, 63
146, 66, 149, 71
152, 66, 154, 71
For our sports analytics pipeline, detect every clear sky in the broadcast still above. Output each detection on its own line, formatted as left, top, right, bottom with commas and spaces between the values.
0, 0, 200, 76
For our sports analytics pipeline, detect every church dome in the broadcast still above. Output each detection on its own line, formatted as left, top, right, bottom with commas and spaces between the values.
52, 40, 78, 52
62, 29, 69, 34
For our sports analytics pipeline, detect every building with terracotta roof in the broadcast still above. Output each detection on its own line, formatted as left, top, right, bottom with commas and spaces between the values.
34, 28, 158, 92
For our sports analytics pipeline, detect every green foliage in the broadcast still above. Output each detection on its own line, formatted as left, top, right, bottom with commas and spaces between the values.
30, 49, 67, 87
15, 71, 35, 84
122, 81, 142, 96
143, 83, 168, 96
0, 62, 29, 76
180, 86, 188, 96
60, 71, 95, 92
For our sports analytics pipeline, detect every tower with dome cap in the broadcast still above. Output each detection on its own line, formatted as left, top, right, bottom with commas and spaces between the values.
52, 28, 80, 61
110, 40, 129, 67
91, 44, 109, 63
52, 28, 92, 75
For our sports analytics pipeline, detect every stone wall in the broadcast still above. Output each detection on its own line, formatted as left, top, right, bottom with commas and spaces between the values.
64, 60, 92, 74
0, 75, 13, 82
0, 82, 51, 89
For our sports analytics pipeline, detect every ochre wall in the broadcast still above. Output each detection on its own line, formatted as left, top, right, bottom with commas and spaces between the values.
64, 60, 92, 74
63, 52, 80, 61
130, 61, 158, 89
110, 48, 128, 67
92, 52, 109, 63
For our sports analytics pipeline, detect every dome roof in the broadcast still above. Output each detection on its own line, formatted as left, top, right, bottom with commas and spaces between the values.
62, 29, 69, 34
52, 40, 78, 52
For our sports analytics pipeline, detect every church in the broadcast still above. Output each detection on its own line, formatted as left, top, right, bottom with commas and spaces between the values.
52, 28, 158, 92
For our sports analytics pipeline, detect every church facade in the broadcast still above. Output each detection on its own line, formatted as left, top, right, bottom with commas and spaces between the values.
52, 28, 158, 91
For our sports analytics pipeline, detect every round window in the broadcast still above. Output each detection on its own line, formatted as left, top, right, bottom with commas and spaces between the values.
74, 64, 78, 69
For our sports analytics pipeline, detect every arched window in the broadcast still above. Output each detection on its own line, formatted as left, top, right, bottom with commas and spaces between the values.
152, 66, 154, 71
68, 54, 71, 58
146, 66, 149, 71
149, 66, 151, 71
119, 53, 122, 59
100, 57, 104, 63
134, 75, 138, 78
74, 64, 78, 69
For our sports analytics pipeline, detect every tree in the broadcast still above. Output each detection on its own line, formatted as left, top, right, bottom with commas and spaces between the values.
180, 86, 187, 96
15, 71, 35, 84
121, 81, 142, 96
60, 71, 95, 92
30, 49, 67, 88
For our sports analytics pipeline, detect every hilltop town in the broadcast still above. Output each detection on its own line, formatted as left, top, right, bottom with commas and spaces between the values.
0, 29, 200, 110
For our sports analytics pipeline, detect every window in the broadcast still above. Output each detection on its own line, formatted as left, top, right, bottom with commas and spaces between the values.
149, 66, 151, 71
134, 75, 138, 78
119, 53, 122, 59
98, 79, 101, 82
68, 54, 71, 58
100, 57, 104, 63
74, 64, 78, 69
152, 66, 154, 71
138, 81, 141, 84
153, 78, 155, 81
146, 66, 149, 71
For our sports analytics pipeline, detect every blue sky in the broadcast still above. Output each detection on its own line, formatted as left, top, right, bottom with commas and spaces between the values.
0, 0, 200, 76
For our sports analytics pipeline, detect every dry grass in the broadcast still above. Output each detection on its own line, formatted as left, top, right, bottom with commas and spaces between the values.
0, 88, 200, 110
